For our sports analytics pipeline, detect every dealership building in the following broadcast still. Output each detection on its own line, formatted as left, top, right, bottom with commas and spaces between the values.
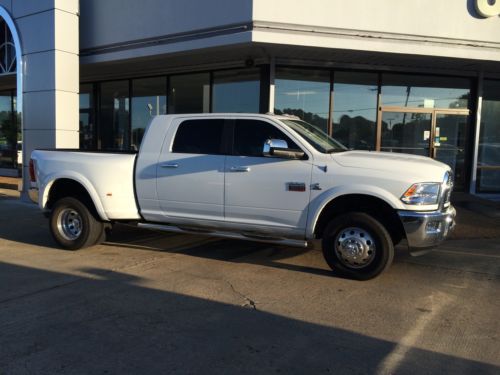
0, 0, 499, 196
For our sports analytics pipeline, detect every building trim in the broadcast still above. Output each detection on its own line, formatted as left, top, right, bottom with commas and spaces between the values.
252, 21, 500, 51
80, 22, 253, 57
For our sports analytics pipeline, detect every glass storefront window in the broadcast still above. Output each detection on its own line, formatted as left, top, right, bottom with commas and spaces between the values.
168, 73, 210, 114
79, 84, 95, 150
274, 67, 330, 133
99, 80, 130, 150
382, 74, 471, 109
381, 112, 432, 157
332, 72, 378, 150
212, 69, 260, 113
131, 77, 166, 150
0, 90, 17, 169
477, 79, 500, 193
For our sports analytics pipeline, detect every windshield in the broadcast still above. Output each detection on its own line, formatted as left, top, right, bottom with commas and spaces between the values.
281, 120, 347, 153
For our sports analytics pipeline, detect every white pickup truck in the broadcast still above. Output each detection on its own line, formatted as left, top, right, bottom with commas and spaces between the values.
29, 114, 455, 279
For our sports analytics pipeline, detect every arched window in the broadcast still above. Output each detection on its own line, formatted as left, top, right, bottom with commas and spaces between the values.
0, 18, 15, 74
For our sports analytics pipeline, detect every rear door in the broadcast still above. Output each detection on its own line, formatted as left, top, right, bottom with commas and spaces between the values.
224, 119, 313, 237
156, 118, 226, 221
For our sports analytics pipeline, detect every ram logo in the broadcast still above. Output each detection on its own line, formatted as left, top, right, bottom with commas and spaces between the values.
475, 0, 500, 17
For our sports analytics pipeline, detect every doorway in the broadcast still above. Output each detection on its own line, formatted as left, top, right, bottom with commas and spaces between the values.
378, 107, 470, 190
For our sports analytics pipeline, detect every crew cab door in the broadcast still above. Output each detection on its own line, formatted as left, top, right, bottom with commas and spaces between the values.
224, 119, 313, 237
156, 118, 226, 221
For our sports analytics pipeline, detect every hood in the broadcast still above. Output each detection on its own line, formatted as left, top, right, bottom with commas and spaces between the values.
332, 151, 450, 182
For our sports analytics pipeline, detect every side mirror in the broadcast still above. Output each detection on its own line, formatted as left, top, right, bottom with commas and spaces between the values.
263, 139, 305, 159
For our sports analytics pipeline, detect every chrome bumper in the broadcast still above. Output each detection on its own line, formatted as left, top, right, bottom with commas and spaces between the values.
398, 205, 456, 250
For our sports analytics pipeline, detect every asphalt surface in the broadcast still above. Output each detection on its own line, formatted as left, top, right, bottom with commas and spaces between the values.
0, 192, 499, 374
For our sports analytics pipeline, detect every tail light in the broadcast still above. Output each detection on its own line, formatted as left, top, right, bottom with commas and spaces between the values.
29, 159, 36, 182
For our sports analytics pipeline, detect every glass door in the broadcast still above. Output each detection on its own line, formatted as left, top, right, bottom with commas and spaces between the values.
379, 107, 470, 191
433, 112, 469, 190
380, 111, 432, 156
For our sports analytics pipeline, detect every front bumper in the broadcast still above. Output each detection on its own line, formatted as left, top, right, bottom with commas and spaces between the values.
398, 205, 456, 251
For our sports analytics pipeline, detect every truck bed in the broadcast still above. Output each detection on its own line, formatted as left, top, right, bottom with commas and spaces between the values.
31, 149, 140, 221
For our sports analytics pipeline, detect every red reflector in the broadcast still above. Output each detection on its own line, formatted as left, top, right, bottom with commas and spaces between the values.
288, 183, 306, 192
29, 159, 36, 182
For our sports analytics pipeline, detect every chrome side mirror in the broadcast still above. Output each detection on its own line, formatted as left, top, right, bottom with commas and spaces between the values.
263, 139, 288, 156
263, 139, 305, 159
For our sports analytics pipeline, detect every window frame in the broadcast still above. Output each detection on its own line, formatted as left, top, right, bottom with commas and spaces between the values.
170, 118, 231, 155
228, 118, 310, 160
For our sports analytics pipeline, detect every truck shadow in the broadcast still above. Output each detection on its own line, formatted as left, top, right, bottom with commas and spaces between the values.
0, 261, 498, 373
0, 198, 411, 279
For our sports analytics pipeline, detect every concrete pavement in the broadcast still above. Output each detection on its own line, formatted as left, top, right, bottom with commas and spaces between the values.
0, 193, 499, 374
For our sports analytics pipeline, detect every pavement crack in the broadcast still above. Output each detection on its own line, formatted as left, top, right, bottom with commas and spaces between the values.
0, 277, 85, 305
224, 280, 257, 310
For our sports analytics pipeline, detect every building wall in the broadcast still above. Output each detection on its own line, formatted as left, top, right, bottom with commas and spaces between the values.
80, 0, 253, 49
251, 0, 500, 62
253, 0, 500, 44
78, 0, 500, 64
0, 0, 80, 193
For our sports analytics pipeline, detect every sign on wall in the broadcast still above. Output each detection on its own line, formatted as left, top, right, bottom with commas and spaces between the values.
475, 0, 500, 17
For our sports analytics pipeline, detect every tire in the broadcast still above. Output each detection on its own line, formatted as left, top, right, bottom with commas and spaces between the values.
49, 197, 105, 250
322, 212, 394, 280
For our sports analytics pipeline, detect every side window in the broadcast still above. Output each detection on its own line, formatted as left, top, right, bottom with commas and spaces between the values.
172, 119, 225, 154
233, 119, 301, 157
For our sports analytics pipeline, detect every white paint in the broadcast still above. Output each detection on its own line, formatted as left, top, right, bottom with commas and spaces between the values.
376, 292, 455, 374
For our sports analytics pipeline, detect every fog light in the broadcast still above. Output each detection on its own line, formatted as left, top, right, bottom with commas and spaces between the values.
426, 221, 442, 234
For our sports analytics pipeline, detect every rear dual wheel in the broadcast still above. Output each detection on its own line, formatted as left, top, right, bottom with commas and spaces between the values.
322, 212, 394, 280
50, 197, 105, 250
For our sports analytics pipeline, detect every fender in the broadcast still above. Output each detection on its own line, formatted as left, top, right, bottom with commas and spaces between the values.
40, 171, 109, 221
306, 184, 404, 239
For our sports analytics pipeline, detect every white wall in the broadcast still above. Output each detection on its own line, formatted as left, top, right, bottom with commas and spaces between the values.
253, 0, 500, 44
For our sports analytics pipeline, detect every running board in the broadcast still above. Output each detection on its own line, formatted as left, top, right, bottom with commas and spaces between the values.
137, 223, 308, 248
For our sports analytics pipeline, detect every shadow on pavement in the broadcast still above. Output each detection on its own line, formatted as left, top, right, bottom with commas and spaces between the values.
0, 261, 498, 374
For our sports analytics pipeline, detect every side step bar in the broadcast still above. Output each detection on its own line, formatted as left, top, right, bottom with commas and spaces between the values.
138, 222, 308, 248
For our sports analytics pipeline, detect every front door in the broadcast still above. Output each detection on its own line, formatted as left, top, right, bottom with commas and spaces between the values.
379, 107, 469, 190
224, 119, 313, 238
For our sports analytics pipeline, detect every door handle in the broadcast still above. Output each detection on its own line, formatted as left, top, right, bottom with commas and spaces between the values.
160, 163, 179, 169
229, 166, 250, 172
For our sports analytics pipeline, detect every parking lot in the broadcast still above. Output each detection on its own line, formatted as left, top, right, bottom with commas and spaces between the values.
0, 191, 499, 374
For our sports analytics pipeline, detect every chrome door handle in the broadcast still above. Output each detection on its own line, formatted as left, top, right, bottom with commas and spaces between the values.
160, 163, 179, 169
230, 166, 250, 172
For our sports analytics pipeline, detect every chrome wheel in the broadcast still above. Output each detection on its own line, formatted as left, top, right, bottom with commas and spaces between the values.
334, 227, 376, 269
57, 208, 82, 241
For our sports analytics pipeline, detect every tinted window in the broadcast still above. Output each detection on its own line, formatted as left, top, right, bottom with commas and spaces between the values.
168, 73, 210, 114
274, 68, 330, 133
233, 120, 300, 157
172, 119, 224, 154
212, 69, 260, 113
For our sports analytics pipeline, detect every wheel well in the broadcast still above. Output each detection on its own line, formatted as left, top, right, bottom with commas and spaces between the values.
314, 194, 405, 244
46, 179, 99, 218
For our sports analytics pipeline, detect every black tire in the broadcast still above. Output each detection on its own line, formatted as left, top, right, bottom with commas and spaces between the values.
322, 212, 394, 280
49, 197, 105, 250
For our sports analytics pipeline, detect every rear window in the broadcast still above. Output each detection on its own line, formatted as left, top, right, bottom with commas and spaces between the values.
172, 119, 225, 155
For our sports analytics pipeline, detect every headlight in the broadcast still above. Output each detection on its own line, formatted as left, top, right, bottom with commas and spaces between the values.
401, 183, 441, 205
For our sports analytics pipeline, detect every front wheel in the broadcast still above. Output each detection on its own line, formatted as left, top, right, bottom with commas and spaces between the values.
50, 197, 105, 250
322, 212, 394, 280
